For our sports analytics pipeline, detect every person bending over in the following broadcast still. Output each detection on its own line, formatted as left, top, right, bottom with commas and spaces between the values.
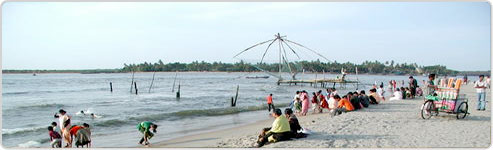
48, 126, 62, 148
137, 121, 158, 147
74, 123, 91, 148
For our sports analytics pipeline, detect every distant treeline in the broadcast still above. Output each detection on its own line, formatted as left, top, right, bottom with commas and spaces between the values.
2, 69, 121, 74
120, 59, 471, 76
3, 60, 490, 76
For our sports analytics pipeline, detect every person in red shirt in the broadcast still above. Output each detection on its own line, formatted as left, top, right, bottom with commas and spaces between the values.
70, 123, 92, 148
69, 125, 84, 147
70, 125, 83, 136
48, 126, 62, 148
266, 94, 275, 112
335, 95, 354, 115
319, 91, 329, 112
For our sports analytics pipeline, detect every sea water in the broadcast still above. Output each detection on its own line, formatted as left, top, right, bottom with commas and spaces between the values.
2, 72, 428, 147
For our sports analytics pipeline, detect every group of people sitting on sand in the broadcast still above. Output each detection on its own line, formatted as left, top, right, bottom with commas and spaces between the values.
50, 109, 92, 148
258, 87, 390, 147
286, 88, 384, 117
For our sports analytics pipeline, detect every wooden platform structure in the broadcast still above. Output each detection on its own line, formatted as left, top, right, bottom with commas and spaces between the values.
277, 78, 359, 88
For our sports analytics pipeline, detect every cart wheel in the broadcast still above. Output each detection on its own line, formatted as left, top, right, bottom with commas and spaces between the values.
421, 101, 436, 119
456, 102, 468, 119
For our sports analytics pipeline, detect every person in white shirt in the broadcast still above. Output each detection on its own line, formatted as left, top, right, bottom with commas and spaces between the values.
54, 109, 72, 147
389, 88, 402, 101
377, 85, 385, 101
474, 75, 488, 111
327, 95, 340, 116
290, 91, 300, 109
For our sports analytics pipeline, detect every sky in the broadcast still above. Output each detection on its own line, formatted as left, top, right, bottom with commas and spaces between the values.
2, 2, 491, 71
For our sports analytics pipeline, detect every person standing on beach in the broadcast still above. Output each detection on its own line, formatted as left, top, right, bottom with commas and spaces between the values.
409, 76, 418, 99
427, 74, 437, 96
256, 109, 291, 147
474, 75, 488, 111
311, 92, 320, 113
293, 91, 302, 114
266, 94, 275, 112
54, 109, 72, 148
137, 121, 158, 147
290, 91, 300, 109
301, 91, 310, 116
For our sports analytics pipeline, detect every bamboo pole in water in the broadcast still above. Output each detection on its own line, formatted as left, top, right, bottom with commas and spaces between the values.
110, 82, 113, 92
234, 85, 239, 106
149, 71, 156, 93
130, 71, 135, 93
172, 72, 178, 92
176, 81, 180, 98
134, 82, 138, 95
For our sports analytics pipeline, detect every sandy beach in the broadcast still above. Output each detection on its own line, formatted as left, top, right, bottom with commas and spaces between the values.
155, 83, 491, 148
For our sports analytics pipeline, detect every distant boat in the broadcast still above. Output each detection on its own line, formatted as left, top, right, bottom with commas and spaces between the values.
32, 73, 36, 76
246, 76, 269, 79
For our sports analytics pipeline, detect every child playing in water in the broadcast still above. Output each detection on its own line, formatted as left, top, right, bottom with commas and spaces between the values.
48, 126, 62, 148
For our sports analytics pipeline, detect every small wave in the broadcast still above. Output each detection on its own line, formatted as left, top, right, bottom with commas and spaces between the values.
92, 119, 127, 127
172, 103, 289, 117
18, 141, 41, 148
130, 102, 291, 122
2, 91, 30, 96
16, 103, 65, 109
3, 87, 108, 96
88, 103, 291, 128
2, 126, 46, 135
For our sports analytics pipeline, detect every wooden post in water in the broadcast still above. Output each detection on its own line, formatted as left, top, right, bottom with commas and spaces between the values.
172, 72, 178, 92
233, 85, 239, 106
149, 71, 156, 93
134, 82, 138, 95
231, 97, 235, 107
130, 71, 135, 93
176, 82, 181, 98
110, 82, 113, 92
